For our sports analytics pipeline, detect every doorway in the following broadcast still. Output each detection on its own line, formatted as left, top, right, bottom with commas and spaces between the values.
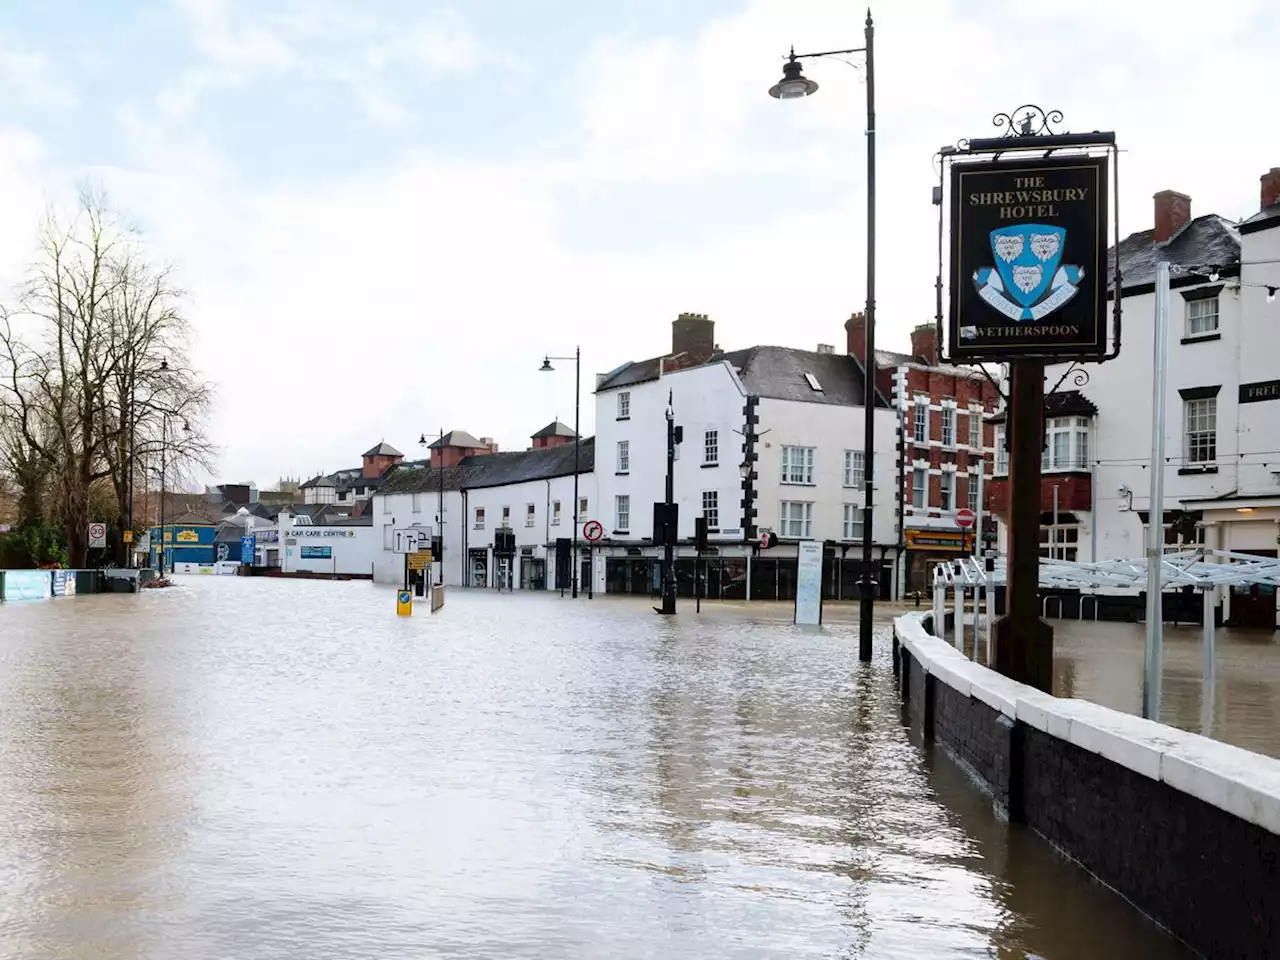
1230, 549, 1277, 629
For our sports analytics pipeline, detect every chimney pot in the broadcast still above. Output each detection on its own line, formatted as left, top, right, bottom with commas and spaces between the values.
910, 324, 938, 366
816, 343, 834, 355
844, 311, 867, 364
1261, 167, 1280, 212
1153, 190, 1192, 244
671, 313, 715, 364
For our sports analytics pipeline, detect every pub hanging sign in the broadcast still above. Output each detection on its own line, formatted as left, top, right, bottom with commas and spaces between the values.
949, 155, 1109, 362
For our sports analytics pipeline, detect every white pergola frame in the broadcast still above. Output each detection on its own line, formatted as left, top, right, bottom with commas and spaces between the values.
929, 549, 1280, 737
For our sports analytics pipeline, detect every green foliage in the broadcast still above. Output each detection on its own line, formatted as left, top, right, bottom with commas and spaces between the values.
0, 520, 68, 569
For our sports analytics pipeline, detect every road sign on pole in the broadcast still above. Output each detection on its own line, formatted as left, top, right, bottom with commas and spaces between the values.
88, 522, 107, 548
393, 526, 432, 555
955, 508, 976, 530
583, 520, 603, 542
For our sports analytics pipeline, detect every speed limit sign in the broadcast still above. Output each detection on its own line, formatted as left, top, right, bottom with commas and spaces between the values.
88, 522, 107, 548
583, 520, 604, 542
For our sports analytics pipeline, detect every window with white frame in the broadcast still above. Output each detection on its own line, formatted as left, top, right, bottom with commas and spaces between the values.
780, 501, 813, 539
579, 497, 589, 521
939, 471, 954, 511
781, 446, 815, 485
941, 406, 956, 448
617, 440, 630, 474
968, 409, 981, 449
552, 500, 561, 525
526, 503, 536, 527
1144, 513, 1207, 554
614, 495, 630, 532
911, 468, 927, 508
411, 492, 421, 513
843, 450, 865, 488
474, 507, 485, 530
967, 474, 980, 513
1186, 296, 1219, 337
1040, 417, 1091, 471
1184, 396, 1217, 463
994, 425, 1009, 473
618, 391, 631, 419
704, 429, 718, 465
842, 503, 864, 541
913, 394, 929, 443
501, 506, 511, 526
702, 490, 719, 530
1039, 519, 1079, 562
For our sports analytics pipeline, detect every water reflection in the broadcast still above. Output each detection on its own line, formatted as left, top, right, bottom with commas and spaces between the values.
0, 582, 1189, 958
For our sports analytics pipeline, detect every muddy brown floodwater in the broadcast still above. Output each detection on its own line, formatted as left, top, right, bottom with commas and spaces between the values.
0, 579, 1192, 958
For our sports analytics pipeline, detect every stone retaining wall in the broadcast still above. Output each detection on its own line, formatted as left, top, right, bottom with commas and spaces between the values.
895, 612, 1279, 958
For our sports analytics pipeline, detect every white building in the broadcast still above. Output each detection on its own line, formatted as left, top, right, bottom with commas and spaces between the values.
992, 168, 1280, 627
252, 510, 379, 576
592, 313, 899, 600
372, 426, 595, 591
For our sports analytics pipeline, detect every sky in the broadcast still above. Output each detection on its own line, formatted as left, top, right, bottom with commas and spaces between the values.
0, 0, 1276, 487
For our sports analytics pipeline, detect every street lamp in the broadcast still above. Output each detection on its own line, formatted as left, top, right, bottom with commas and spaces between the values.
418, 430, 446, 586
539, 348, 582, 598
768, 10, 878, 662
658, 394, 677, 616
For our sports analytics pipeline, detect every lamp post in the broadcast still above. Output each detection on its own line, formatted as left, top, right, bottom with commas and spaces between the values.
159, 416, 191, 576
419, 429, 446, 586
768, 11, 877, 661
659, 393, 678, 615
539, 348, 582, 598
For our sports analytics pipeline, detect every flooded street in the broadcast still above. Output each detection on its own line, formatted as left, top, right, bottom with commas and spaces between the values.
1052, 618, 1280, 759
0, 580, 1189, 959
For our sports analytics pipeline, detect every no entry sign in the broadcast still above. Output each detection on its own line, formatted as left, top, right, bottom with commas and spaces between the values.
955, 508, 976, 529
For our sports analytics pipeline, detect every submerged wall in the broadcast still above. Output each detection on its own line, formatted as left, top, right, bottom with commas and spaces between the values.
894, 613, 1280, 958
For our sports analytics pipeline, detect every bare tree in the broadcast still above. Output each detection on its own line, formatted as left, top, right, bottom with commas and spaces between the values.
0, 187, 215, 568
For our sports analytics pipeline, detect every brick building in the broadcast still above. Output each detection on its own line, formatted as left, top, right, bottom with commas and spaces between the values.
846, 315, 1002, 593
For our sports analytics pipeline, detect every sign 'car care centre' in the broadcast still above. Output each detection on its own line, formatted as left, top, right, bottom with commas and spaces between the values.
950, 155, 1108, 362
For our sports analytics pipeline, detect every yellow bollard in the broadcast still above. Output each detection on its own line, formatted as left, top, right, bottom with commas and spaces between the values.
396, 589, 413, 616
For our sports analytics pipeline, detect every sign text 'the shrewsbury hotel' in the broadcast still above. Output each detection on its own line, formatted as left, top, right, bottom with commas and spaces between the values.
950, 156, 1109, 362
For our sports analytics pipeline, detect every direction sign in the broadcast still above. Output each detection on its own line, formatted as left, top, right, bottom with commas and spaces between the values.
407, 550, 433, 571
392, 526, 432, 555
123, 530, 134, 544
582, 520, 604, 542
88, 522, 107, 548
955, 508, 976, 529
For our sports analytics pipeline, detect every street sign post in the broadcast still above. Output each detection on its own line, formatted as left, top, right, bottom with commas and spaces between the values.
583, 520, 603, 542
123, 530, 134, 544
407, 550, 433, 571
955, 508, 976, 529
393, 526, 432, 555
88, 522, 107, 549
241, 535, 255, 565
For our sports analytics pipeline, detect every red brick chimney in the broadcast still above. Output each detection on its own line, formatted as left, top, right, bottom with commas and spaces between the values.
671, 313, 715, 364
1153, 190, 1191, 244
845, 311, 867, 365
1261, 167, 1280, 211
909, 324, 938, 365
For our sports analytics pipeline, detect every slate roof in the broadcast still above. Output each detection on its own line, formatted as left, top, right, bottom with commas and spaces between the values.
1241, 204, 1280, 234
532, 420, 577, 439
384, 437, 596, 495
876, 348, 918, 367
1109, 214, 1240, 294
363, 441, 403, 458
595, 346, 889, 408
429, 429, 487, 450
300, 474, 336, 489
987, 389, 1097, 424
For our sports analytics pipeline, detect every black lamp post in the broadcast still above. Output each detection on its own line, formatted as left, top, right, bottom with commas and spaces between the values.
768, 10, 878, 661
539, 348, 582, 598
419, 429, 446, 586
659, 391, 677, 616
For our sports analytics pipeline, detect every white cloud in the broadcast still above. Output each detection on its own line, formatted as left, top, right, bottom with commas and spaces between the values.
0, 34, 77, 111
7, 0, 1278, 485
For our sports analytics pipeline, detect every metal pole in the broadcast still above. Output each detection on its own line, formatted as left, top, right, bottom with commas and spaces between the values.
932, 579, 945, 637
971, 565, 981, 662
1201, 586, 1216, 737
954, 579, 965, 653
661, 392, 677, 615
438, 427, 444, 586
159, 411, 166, 573
857, 9, 877, 662
984, 555, 996, 667
1143, 260, 1171, 721
573, 346, 580, 599
1052, 483, 1060, 562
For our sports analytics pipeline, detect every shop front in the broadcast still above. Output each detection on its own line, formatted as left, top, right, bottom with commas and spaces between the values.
902, 528, 974, 594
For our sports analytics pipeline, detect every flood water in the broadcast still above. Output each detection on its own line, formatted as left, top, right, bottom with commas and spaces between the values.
0, 580, 1190, 959
1052, 619, 1280, 759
